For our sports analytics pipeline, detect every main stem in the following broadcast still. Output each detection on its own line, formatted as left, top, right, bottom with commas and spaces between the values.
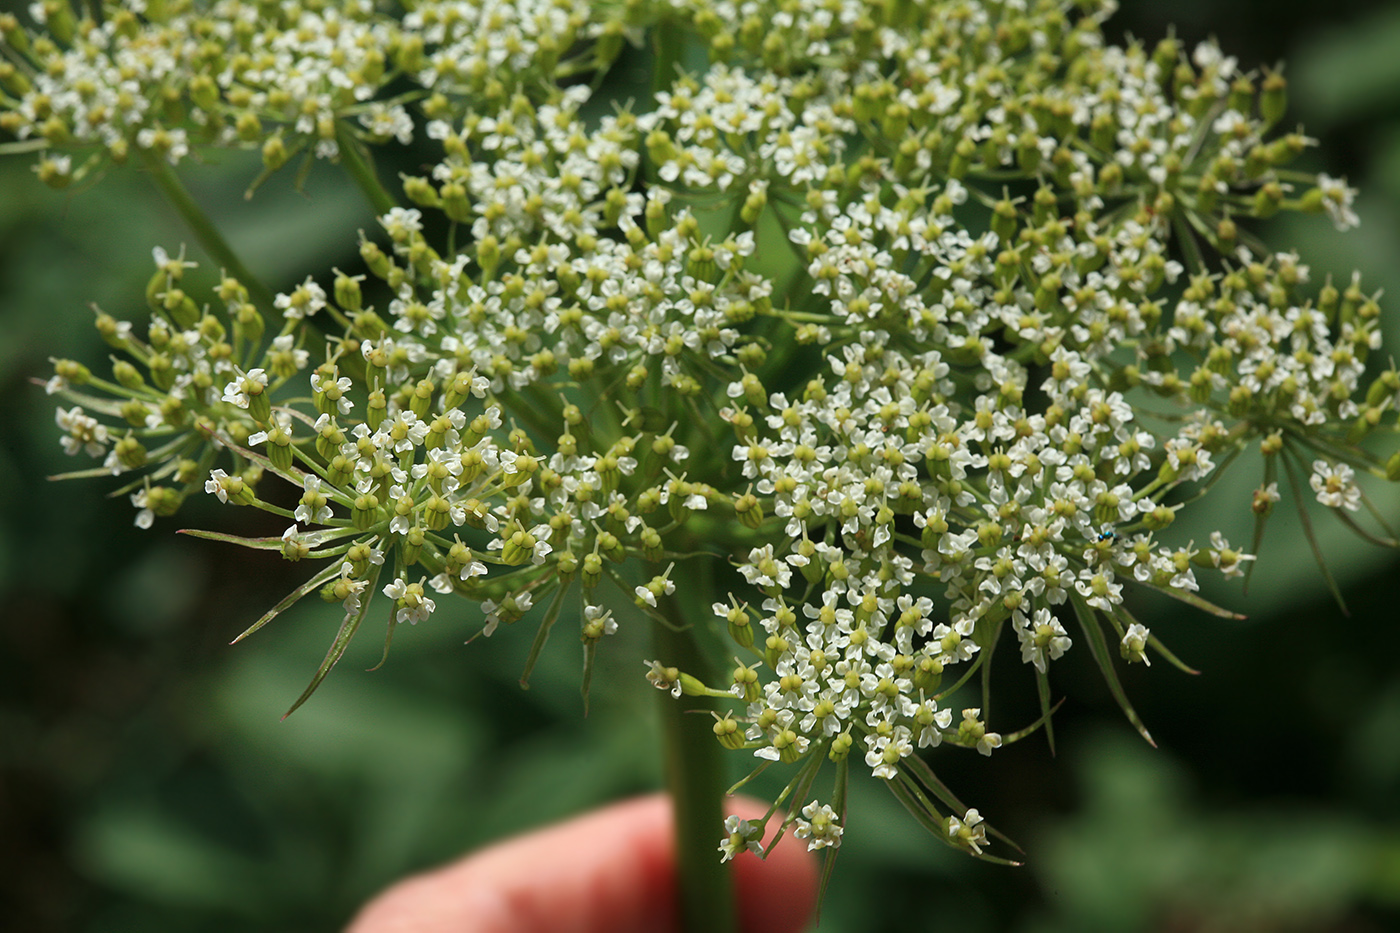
140, 150, 278, 313
653, 594, 736, 933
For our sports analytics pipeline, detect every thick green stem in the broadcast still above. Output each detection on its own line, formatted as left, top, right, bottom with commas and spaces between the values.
141, 150, 277, 312
652, 18, 685, 96
335, 121, 398, 217
654, 593, 735, 933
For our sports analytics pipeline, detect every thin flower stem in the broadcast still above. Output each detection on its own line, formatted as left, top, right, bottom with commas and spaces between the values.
140, 149, 277, 312
653, 590, 735, 933
335, 120, 399, 217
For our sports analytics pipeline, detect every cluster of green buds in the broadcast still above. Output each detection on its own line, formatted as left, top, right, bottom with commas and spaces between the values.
16, 0, 1400, 874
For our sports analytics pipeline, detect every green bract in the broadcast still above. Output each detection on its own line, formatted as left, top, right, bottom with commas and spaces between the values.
10, 0, 1398, 886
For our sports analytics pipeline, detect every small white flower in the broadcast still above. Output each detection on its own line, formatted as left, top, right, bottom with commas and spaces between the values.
204, 469, 235, 503
947, 808, 988, 855
717, 815, 764, 862
221, 369, 268, 409
275, 277, 327, 321
55, 406, 109, 457
1309, 459, 1360, 511
643, 659, 683, 698
1121, 623, 1151, 666
794, 802, 843, 851
382, 576, 435, 625
1316, 174, 1360, 231
129, 488, 156, 529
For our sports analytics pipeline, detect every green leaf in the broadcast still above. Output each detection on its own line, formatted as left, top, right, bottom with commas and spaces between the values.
520, 582, 567, 689
1000, 696, 1066, 746
1113, 603, 1200, 676
1126, 577, 1247, 620
812, 755, 849, 912
725, 759, 774, 797
366, 614, 396, 673
1280, 447, 1351, 616
0, 139, 50, 155
1070, 591, 1155, 747
580, 641, 597, 716
1333, 502, 1400, 548
197, 422, 316, 492
887, 771, 1021, 866
1244, 455, 1279, 593
900, 751, 1021, 854
227, 559, 344, 645
1036, 667, 1057, 755
178, 527, 286, 551
283, 562, 383, 719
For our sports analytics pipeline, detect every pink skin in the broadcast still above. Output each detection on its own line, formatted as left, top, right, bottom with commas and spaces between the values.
347, 794, 819, 933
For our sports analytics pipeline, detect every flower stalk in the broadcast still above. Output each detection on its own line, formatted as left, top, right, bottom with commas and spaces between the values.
139, 148, 276, 313
654, 591, 735, 933
334, 120, 399, 217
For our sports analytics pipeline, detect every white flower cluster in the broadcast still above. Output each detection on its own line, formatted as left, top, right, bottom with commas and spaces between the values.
28, 0, 1399, 862
0, 0, 616, 185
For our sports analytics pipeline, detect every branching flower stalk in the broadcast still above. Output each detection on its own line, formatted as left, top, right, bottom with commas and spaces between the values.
10, 0, 1400, 927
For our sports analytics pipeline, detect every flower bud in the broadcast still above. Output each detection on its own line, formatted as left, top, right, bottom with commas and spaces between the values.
772, 729, 805, 764
732, 663, 761, 703
352, 492, 381, 530
1142, 504, 1175, 531
401, 526, 425, 566
262, 134, 288, 172
733, 492, 764, 529
828, 731, 854, 762
262, 423, 294, 472
763, 633, 790, 669
1251, 181, 1284, 218
281, 528, 310, 562
581, 551, 603, 590
365, 389, 387, 430
112, 434, 147, 470
1260, 70, 1287, 126
713, 714, 747, 750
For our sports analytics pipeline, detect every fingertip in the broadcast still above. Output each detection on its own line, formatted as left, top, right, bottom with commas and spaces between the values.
347, 795, 677, 933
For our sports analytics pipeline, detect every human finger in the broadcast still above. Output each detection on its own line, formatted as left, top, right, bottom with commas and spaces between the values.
346, 793, 817, 933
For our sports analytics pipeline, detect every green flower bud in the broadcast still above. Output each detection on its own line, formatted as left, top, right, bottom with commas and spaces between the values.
581, 551, 603, 590
734, 492, 764, 529
112, 434, 147, 470
365, 389, 387, 430
344, 542, 378, 578
352, 492, 380, 530
1260, 70, 1287, 126
261, 421, 294, 472
763, 633, 790, 669
828, 731, 854, 762
732, 662, 761, 703
360, 240, 392, 280
1142, 504, 1176, 531
333, 272, 363, 313
262, 134, 288, 172
401, 526, 426, 566
712, 714, 747, 750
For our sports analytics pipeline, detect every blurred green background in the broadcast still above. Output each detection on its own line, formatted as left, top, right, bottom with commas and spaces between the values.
4, 2, 1400, 930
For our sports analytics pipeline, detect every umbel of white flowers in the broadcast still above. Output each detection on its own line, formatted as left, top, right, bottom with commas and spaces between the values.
13, 0, 1399, 867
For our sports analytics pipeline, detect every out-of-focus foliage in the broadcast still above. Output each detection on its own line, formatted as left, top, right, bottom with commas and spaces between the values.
3, 2, 1400, 932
